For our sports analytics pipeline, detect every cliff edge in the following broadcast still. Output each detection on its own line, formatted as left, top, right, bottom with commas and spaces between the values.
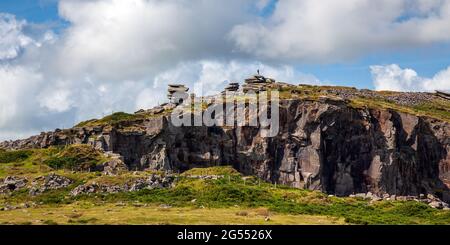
1, 81, 450, 202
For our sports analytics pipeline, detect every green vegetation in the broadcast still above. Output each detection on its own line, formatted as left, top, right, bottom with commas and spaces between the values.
350, 97, 450, 122
88, 169, 448, 225
0, 150, 33, 163
1, 163, 449, 225
74, 108, 174, 129
181, 166, 240, 176
75, 112, 142, 127
0, 145, 109, 177
0, 204, 344, 225
43, 145, 107, 170
276, 84, 450, 122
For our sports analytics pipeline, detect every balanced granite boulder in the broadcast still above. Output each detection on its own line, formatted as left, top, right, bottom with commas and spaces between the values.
242, 74, 275, 93
167, 84, 189, 105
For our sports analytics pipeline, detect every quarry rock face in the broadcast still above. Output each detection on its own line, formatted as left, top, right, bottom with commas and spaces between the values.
2, 98, 450, 202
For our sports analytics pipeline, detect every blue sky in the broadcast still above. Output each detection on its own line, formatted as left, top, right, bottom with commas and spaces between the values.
297, 44, 450, 88
1, 0, 450, 140
0, 0, 59, 22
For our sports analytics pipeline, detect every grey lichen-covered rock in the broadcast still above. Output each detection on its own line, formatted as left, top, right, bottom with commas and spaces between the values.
100, 152, 128, 175
29, 174, 73, 196
70, 174, 176, 196
0, 176, 28, 194
429, 201, 442, 209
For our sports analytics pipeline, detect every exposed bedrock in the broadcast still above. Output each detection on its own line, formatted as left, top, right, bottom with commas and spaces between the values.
2, 99, 449, 201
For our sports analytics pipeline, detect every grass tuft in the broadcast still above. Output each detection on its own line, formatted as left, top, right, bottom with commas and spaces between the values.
0, 150, 33, 163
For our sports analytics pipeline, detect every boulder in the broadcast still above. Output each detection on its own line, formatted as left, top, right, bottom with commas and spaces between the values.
29, 174, 72, 196
0, 176, 28, 194
101, 158, 128, 176
429, 201, 444, 209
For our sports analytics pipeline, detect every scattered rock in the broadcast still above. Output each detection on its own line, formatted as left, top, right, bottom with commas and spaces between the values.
355, 193, 366, 199
29, 174, 72, 196
429, 201, 444, 209
0, 204, 14, 211
371, 196, 382, 202
321, 87, 434, 107
0, 176, 28, 194
185, 175, 224, 180
70, 182, 104, 196
159, 204, 172, 209
70, 173, 176, 196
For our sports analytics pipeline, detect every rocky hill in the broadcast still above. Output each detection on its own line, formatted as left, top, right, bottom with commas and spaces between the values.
1, 79, 450, 204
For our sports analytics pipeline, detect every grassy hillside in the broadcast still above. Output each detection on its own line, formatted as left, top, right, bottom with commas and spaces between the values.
75, 112, 142, 127
1, 148, 450, 225
0, 145, 109, 177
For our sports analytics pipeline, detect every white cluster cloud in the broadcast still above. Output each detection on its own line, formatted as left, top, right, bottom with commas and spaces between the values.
229, 0, 450, 61
0, 13, 34, 60
0, 0, 317, 141
2, 0, 450, 141
51, 0, 252, 81
371, 64, 450, 92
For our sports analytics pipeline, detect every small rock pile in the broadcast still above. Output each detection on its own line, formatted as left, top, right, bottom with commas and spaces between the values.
185, 175, 224, 180
29, 173, 73, 196
0, 202, 37, 211
349, 192, 449, 209
167, 84, 189, 105
321, 87, 436, 107
242, 74, 275, 93
0, 176, 28, 194
70, 174, 176, 196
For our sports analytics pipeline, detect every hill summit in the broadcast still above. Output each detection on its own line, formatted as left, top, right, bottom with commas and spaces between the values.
1, 76, 450, 206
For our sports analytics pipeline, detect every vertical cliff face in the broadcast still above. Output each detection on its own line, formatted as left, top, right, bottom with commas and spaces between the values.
134, 99, 449, 201
1, 98, 449, 201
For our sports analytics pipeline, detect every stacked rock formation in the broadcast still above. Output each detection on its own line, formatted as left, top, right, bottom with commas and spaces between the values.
167, 84, 189, 104
242, 74, 275, 93
222, 82, 240, 94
